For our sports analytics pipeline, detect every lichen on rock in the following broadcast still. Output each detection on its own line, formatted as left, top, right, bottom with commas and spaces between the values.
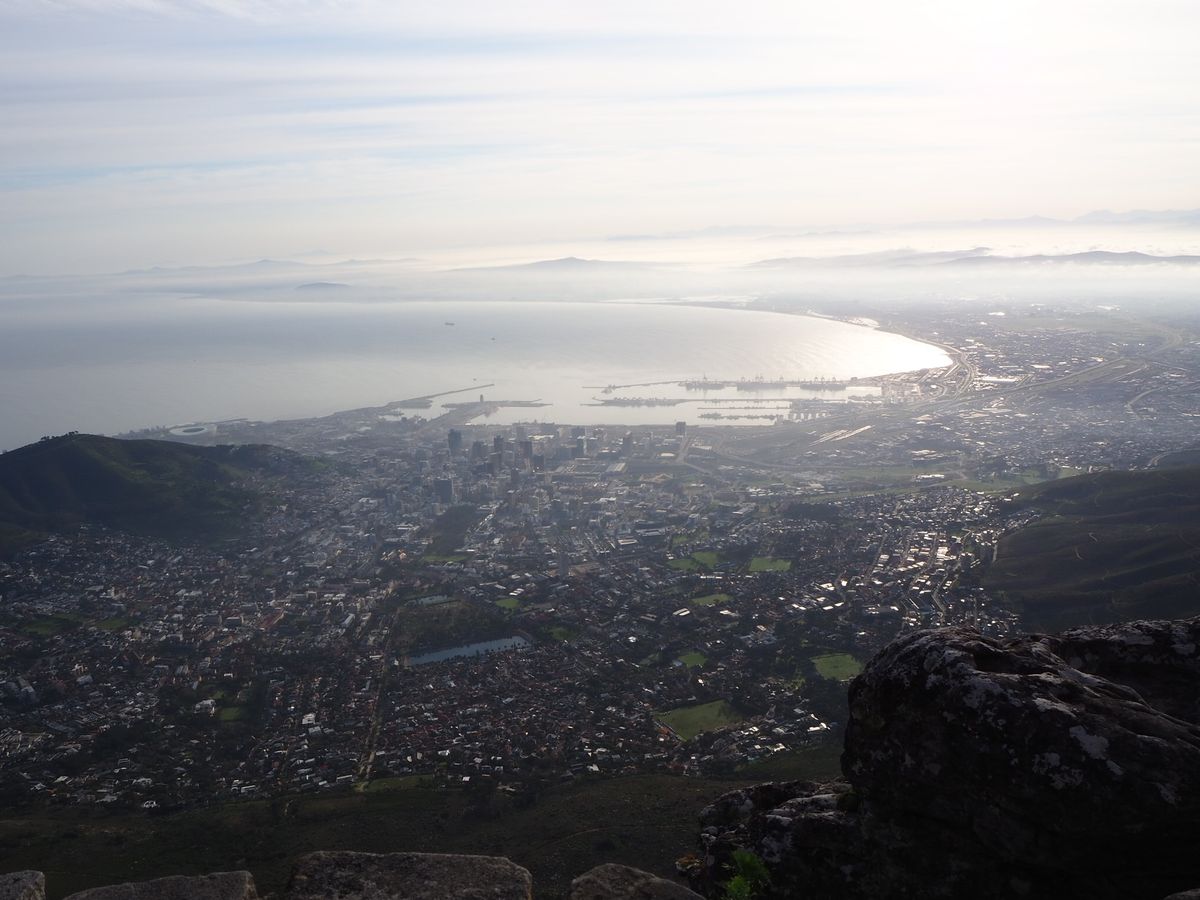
700, 617, 1200, 899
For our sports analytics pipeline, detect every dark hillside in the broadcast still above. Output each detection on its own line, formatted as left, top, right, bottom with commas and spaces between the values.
0, 434, 302, 553
0, 746, 839, 900
985, 466, 1200, 630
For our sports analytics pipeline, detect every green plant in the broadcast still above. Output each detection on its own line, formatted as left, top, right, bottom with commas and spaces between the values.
724, 848, 771, 899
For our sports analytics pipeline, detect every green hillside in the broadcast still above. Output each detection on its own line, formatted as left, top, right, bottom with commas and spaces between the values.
0, 741, 843, 900
986, 465, 1200, 630
0, 434, 303, 553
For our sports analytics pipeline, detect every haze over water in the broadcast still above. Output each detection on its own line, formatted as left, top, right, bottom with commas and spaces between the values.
0, 300, 948, 451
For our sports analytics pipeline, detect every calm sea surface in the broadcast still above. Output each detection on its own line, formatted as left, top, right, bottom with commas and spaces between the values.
0, 300, 948, 450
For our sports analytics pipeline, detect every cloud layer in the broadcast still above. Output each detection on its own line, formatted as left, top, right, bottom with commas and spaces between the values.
2, 1, 1198, 272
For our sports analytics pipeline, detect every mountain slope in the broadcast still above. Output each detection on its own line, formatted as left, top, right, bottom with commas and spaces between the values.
0, 434, 303, 553
985, 466, 1200, 630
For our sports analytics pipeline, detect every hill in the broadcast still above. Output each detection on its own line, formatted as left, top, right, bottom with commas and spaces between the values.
0, 743, 841, 899
0, 434, 304, 554
984, 465, 1200, 630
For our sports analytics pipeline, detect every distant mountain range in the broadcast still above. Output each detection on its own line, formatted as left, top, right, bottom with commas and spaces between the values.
0, 434, 308, 554
946, 250, 1200, 267
294, 281, 352, 291
450, 256, 661, 274
751, 248, 1200, 269
751, 248, 993, 268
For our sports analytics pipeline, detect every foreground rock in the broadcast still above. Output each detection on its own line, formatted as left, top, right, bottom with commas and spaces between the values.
285, 851, 532, 900
64, 873, 257, 900
2, 856, 705, 900
570, 864, 702, 899
0, 872, 44, 900
701, 617, 1200, 899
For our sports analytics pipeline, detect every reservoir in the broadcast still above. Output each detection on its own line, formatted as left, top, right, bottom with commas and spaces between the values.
407, 636, 531, 666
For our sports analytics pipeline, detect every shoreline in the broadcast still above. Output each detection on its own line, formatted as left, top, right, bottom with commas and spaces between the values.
2, 302, 951, 449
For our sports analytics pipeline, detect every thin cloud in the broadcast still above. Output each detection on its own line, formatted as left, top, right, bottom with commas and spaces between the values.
1, 0, 1198, 273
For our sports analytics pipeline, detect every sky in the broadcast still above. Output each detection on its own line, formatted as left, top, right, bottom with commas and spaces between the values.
2, 0, 1199, 274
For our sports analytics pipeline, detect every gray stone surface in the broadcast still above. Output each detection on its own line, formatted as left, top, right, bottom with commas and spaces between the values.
701, 618, 1200, 899
0, 871, 45, 900
570, 864, 701, 899
285, 851, 532, 900
63, 872, 257, 900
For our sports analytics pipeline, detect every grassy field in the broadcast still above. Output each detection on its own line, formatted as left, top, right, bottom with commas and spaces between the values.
495, 598, 521, 610
94, 616, 132, 632
17, 614, 82, 636
359, 775, 432, 793
667, 550, 721, 572
670, 529, 709, 549
657, 700, 743, 741
690, 593, 730, 607
749, 557, 791, 573
422, 553, 468, 564
811, 652, 863, 681
677, 652, 707, 669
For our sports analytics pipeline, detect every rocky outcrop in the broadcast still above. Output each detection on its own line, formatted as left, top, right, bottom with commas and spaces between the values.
63, 873, 257, 900
700, 617, 1200, 899
285, 851, 532, 900
6, 854, 701, 900
0, 872, 44, 900
569, 864, 702, 899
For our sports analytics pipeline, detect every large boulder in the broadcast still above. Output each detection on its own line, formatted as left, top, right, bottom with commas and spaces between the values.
0, 872, 44, 900
284, 851, 532, 900
701, 618, 1200, 899
63, 872, 257, 900
570, 864, 702, 899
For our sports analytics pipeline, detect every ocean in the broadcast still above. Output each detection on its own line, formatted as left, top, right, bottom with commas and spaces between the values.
0, 299, 948, 450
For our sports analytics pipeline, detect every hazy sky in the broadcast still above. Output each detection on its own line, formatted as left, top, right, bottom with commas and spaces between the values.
2, 0, 1198, 273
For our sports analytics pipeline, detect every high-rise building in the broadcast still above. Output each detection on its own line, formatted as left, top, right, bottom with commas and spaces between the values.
434, 478, 455, 505
447, 429, 463, 453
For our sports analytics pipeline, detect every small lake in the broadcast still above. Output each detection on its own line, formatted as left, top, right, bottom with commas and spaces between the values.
407, 636, 531, 666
